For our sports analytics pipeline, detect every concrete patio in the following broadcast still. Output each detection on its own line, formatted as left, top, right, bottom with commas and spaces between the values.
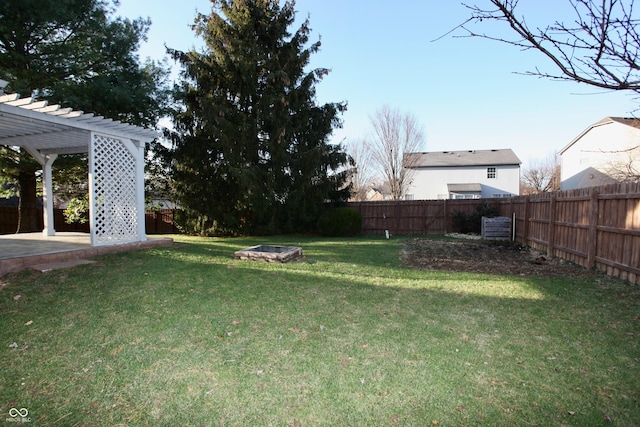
0, 232, 172, 276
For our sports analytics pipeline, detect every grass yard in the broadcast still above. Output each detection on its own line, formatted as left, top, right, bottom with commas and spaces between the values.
1, 235, 639, 426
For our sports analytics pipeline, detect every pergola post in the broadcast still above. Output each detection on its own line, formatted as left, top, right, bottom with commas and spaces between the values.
24, 147, 58, 236
42, 154, 58, 236
134, 140, 147, 242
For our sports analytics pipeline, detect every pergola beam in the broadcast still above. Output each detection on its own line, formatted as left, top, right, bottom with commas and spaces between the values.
39, 146, 88, 155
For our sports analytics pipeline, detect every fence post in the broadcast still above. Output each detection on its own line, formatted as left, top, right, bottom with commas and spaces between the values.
508, 197, 514, 240
587, 189, 599, 269
421, 201, 426, 234
443, 199, 448, 234
153, 211, 160, 234
547, 194, 556, 257
523, 197, 530, 246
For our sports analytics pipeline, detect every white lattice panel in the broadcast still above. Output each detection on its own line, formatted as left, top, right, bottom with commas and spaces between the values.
90, 134, 139, 245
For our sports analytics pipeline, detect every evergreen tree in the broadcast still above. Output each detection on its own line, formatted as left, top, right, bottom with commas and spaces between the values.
167, 0, 351, 235
0, 0, 170, 232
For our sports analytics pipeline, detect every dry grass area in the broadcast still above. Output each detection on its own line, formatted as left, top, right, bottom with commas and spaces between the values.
400, 237, 601, 279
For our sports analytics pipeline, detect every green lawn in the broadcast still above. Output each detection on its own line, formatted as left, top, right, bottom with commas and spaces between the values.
1, 235, 639, 426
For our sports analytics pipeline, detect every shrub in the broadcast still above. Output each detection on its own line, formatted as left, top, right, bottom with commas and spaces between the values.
451, 203, 499, 234
173, 209, 231, 236
63, 196, 89, 224
317, 207, 362, 237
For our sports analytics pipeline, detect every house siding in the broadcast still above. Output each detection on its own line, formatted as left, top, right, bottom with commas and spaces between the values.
560, 119, 640, 190
406, 164, 520, 200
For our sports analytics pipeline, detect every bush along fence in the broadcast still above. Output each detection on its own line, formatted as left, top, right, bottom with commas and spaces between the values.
347, 181, 640, 285
0, 208, 179, 235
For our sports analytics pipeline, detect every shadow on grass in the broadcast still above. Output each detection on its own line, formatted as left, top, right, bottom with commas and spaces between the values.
1, 235, 638, 425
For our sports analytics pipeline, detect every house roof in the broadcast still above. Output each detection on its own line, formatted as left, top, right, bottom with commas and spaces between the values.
405, 148, 521, 168
559, 116, 640, 155
447, 183, 482, 192
0, 93, 158, 154
604, 117, 640, 128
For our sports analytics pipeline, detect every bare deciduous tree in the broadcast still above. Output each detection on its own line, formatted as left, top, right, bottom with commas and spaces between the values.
458, 0, 640, 94
367, 106, 426, 201
583, 139, 640, 181
521, 152, 561, 194
346, 137, 379, 201
603, 144, 640, 181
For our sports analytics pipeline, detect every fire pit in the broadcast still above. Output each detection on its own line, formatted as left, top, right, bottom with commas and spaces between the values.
234, 245, 302, 263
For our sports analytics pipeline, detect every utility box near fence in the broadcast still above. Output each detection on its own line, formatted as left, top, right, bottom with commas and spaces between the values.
481, 216, 511, 240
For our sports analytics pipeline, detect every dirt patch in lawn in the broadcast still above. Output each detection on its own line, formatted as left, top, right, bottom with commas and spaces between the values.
400, 237, 599, 278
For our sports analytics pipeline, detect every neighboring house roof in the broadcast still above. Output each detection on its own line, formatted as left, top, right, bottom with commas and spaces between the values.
447, 183, 482, 192
559, 116, 640, 155
0, 195, 43, 207
0, 196, 20, 207
365, 188, 384, 201
405, 149, 521, 168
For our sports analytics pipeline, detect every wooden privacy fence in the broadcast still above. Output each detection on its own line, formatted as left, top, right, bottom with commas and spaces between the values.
144, 209, 179, 234
347, 198, 495, 236
499, 182, 640, 285
0, 207, 89, 234
1, 185, 638, 283
0, 208, 178, 235
348, 181, 640, 285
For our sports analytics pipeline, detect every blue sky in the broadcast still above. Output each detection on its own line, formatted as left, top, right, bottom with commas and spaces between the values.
118, 0, 637, 168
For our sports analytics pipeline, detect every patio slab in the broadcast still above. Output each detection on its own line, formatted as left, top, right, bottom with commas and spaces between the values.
0, 232, 91, 259
0, 233, 172, 276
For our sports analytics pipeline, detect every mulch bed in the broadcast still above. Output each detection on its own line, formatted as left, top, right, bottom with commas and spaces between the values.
400, 237, 601, 279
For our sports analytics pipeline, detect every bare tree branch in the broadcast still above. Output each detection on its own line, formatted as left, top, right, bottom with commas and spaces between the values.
521, 152, 561, 194
457, 0, 640, 93
346, 137, 379, 201
367, 106, 426, 201
587, 142, 640, 180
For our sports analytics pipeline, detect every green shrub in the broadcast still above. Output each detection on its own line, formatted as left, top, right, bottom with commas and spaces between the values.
451, 203, 499, 234
173, 209, 229, 236
63, 196, 89, 224
317, 207, 362, 237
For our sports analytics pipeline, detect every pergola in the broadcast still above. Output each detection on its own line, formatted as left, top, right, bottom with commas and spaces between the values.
0, 92, 158, 246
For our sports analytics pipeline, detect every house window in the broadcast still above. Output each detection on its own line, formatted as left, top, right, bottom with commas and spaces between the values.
487, 167, 497, 179
452, 193, 476, 199
404, 194, 414, 201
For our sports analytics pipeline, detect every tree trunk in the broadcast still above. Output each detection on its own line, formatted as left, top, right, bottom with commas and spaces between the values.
16, 170, 39, 233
